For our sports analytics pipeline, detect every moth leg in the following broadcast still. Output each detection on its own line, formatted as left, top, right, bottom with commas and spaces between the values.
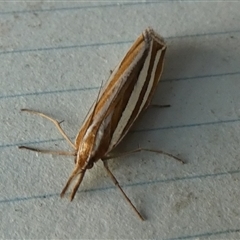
102, 159, 144, 221
21, 109, 76, 149
150, 104, 171, 108
18, 146, 76, 156
143, 104, 170, 111
104, 148, 184, 164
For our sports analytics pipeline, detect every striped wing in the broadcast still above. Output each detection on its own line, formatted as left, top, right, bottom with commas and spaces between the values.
75, 28, 167, 166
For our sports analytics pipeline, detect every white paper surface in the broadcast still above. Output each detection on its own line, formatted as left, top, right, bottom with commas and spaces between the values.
1, 1, 240, 239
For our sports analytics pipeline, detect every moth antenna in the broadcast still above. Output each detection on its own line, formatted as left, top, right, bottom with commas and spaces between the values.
89, 80, 104, 125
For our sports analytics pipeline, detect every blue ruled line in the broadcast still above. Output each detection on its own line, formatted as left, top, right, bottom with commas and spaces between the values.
0, 71, 239, 101
1, 168, 239, 204
0, 40, 132, 56
0, 86, 99, 100
0, 29, 239, 56
0, 1, 229, 17
0, 72, 240, 100
1, 117, 240, 149
0, 2, 166, 16
165, 228, 240, 240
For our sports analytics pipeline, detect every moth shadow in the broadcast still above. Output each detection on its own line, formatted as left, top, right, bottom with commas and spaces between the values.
158, 43, 220, 103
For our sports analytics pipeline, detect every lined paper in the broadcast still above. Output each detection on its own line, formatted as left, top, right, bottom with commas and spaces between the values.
1, 1, 240, 239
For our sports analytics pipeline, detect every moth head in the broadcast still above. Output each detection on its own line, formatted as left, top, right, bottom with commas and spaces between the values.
75, 146, 95, 170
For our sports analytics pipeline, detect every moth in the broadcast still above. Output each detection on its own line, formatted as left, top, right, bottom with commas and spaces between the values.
19, 28, 183, 220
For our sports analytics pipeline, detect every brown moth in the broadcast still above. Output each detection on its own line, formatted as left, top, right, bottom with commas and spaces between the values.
19, 28, 183, 220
